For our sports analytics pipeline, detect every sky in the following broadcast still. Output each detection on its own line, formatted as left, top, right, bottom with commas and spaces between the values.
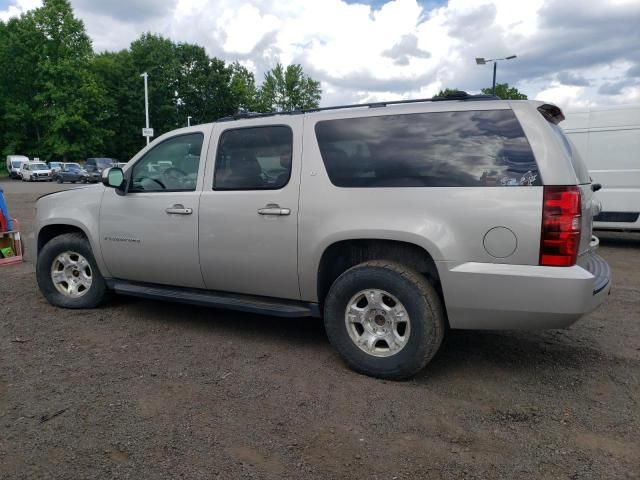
1, 0, 640, 110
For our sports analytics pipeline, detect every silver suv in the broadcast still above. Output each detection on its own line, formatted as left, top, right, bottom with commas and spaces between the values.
35, 93, 611, 379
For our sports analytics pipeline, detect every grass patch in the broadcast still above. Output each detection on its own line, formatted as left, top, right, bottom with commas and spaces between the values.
0, 166, 9, 178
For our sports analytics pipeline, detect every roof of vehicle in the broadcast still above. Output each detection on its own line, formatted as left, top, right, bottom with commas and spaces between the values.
218, 90, 504, 123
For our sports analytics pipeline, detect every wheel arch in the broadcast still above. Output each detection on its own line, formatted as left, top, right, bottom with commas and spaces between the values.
316, 238, 444, 311
37, 224, 89, 255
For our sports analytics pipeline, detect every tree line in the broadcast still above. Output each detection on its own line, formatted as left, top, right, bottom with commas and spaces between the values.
0, 0, 322, 163
436, 84, 527, 99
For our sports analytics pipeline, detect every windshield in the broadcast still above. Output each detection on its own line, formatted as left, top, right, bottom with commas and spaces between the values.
11, 161, 24, 168
31, 163, 48, 170
50, 162, 61, 167
65, 163, 81, 170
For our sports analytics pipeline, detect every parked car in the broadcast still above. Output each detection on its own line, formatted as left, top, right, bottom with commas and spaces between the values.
562, 104, 640, 231
84, 158, 117, 183
48, 161, 63, 173
34, 92, 611, 379
53, 163, 88, 184
21, 161, 53, 182
6, 155, 29, 179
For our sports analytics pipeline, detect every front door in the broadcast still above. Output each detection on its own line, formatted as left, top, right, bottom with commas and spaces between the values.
198, 119, 302, 299
99, 131, 208, 288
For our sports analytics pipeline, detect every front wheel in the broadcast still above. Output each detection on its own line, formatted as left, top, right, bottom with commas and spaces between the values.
324, 261, 445, 379
36, 233, 109, 309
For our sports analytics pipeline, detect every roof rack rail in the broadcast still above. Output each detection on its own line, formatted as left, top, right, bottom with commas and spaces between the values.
218, 90, 501, 122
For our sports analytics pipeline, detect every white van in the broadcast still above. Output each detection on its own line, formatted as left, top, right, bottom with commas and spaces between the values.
6, 155, 30, 179
562, 105, 640, 231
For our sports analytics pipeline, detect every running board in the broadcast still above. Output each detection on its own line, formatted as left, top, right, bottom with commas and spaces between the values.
106, 280, 320, 318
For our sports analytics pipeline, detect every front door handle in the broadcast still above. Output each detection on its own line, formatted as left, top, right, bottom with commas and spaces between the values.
257, 204, 291, 216
166, 204, 193, 215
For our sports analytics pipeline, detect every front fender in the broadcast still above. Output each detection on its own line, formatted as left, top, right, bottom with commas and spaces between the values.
35, 185, 111, 277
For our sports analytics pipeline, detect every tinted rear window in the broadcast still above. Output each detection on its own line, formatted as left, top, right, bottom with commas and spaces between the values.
315, 109, 540, 187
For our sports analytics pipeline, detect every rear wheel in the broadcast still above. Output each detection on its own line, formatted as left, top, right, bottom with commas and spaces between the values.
324, 261, 445, 379
36, 233, 109, 309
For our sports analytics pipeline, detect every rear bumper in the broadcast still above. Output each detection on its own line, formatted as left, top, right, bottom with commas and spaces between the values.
438, 252, 612, 330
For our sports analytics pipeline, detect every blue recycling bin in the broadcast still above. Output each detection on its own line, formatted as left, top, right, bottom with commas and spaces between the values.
0, 185, 12, 232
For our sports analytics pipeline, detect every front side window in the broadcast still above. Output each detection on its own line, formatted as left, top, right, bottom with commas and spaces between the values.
214, 126, 293, 190
130, 133, 203, 192
315, 109, 540, 188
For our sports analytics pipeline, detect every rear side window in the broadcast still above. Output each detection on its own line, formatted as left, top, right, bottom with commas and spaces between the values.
315, 109, 540, 187
550, 123, 591, 184
214, 126, 293, 190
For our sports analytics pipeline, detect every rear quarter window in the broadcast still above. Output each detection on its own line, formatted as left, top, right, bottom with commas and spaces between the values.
315, 109, 540, 188
549, 123, 591, 184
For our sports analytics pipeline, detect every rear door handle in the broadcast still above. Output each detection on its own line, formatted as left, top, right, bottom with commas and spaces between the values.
165, 204, 193, 215
258, 204, 291, 216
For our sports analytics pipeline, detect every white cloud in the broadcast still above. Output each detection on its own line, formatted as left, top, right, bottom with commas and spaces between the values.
1, 0, 639, 109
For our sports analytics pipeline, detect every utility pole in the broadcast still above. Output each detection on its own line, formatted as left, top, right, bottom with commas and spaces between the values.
141, 72, 150, 146
492, 61, 497, 96
475, 55, 517, 97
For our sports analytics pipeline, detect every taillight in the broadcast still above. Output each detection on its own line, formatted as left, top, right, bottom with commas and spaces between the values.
540, 186, 581, 266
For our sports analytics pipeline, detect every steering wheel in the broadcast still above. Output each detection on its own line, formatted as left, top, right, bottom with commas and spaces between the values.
163, 167, 188, 180
136, 175, 166, 189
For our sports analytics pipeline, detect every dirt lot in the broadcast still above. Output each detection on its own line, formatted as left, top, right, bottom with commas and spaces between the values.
1, 178, 639, 479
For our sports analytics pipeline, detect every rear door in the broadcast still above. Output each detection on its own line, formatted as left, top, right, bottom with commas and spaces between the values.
198, 118, 303, 299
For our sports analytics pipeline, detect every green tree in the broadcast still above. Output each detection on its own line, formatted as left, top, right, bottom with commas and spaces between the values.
229, 62, 259, 112
481, 83, 528, 100
129, 33, 181, 137
435, 88, 462, 97
92, 50, 142, 160
30, 0, 110, 160
0, 14, 45, 157
175, 43, 237, 125
258, 63, 321, 112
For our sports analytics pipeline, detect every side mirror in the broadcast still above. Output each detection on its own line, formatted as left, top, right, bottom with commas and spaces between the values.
102, 167, 125, 191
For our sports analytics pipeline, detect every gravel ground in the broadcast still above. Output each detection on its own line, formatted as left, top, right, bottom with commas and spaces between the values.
1, 178, 639, 479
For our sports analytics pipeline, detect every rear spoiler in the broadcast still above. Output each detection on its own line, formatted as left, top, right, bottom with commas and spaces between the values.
537, 104, 565, 124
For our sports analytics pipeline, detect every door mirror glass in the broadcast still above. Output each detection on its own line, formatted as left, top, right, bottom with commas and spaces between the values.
102, 167, 125, 190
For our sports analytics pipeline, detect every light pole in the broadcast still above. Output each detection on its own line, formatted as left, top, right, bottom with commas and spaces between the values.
140, 72, 150, 146
187, 116, 192, 127
475, 55, 517, 96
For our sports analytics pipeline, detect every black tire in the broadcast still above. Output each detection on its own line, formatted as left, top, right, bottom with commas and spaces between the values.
324, 261, 445, 380
36, 233, 109, 309
56, 177, 63, 183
